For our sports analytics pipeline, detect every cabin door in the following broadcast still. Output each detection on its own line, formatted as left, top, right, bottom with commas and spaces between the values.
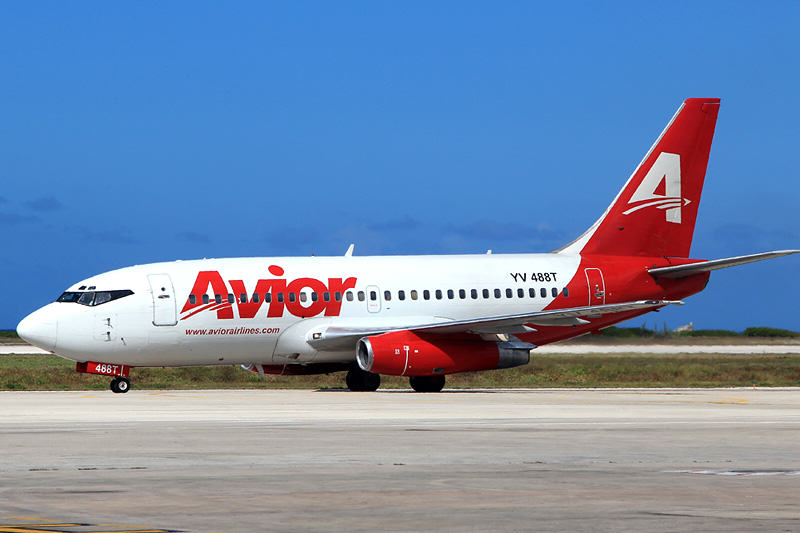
584, 268, 606, 306
148, 273, 178, 326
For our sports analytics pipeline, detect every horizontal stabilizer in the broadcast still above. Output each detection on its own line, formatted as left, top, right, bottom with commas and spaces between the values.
648, 250, 800, 279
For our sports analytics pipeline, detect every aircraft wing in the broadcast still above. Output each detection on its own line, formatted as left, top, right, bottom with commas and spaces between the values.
308, 299, 683, 351
648, 250, 800, 278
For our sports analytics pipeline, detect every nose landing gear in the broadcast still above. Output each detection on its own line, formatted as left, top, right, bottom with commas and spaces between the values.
75, 361, 132, 394
109, 376, 131, 394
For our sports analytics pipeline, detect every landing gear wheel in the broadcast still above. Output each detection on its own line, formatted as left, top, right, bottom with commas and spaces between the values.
110, 377, 131, 394
346, 368, 381, 392
409, 375, 446, 393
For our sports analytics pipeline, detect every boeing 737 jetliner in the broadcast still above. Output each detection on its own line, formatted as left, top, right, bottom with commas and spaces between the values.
17, 98, 799, 392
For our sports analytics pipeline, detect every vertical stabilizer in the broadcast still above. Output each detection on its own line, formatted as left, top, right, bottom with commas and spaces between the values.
558, 98, 720, 258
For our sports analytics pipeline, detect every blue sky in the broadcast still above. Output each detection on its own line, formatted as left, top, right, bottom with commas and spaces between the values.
2, 1, 799, 330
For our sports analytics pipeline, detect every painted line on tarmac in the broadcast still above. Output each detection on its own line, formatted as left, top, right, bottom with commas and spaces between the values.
0, 517, 184, 533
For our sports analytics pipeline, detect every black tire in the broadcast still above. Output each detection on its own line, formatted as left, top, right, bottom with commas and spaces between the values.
409, 375, 446, 393
117, 377, 130, 393
345, 368, 381, 392
111, 377, 131, 394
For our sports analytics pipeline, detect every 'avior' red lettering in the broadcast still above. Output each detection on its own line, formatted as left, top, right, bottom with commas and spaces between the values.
324, 277, 357, 316
181, 271, 234, 319
286, 278, 328, 317
180, 267, 358, 321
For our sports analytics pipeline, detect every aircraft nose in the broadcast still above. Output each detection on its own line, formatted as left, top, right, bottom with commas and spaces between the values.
17, 308, 58, 351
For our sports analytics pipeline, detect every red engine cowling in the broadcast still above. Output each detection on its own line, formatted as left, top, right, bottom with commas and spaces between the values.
356, 330, 531, 376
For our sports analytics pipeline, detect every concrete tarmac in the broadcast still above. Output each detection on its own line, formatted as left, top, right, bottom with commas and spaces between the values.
2, 389, 800, 532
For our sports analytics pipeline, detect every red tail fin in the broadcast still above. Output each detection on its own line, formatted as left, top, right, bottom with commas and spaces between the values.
559, 98, 720, 258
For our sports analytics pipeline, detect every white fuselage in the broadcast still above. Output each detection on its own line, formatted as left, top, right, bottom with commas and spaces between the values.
22, 253, 581, 367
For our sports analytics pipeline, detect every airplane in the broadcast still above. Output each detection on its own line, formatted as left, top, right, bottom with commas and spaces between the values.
16, 98, 799, 393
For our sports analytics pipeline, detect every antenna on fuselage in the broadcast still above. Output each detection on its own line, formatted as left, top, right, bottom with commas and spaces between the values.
345, 243, 355, 257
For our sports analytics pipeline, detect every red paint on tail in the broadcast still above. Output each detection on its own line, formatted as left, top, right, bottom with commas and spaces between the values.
561, 98, 720, 258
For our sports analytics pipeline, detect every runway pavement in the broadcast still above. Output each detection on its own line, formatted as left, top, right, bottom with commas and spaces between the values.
1, 389, 800, 532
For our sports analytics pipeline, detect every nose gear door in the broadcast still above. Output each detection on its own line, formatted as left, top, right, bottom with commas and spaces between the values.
148, 273, 177, 326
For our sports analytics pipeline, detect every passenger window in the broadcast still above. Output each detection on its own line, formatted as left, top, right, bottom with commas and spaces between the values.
494, 288, 501, 298
447, 289, 454, 299
312, 292, 319, 302
506, 288, 513, 298
482, 289, 489, 298
253, 293, 260, 303
540, 288, 547, 298
202, 294, 210, 304
299, 292, 307, 303
411, 290, 418, 300
346, 291, 354, 302
529, 288, 536, 298
189, 294, 197, 305
423, 290, 430, 300
459, 289, 466, 299
552, 287, 558, 297
398, 290, 405, 301
370, 291, 377, 301
358, 291, 365, 302
335, 291, 342, 302
471, 288, 478, 299
435, 289, 442, 300
215, 294, 222, 304
324, 292, 331, 302
240, 293, 247, 304
265, 293, 272, 303
562, 287, 569, 297
517, 288, 524, 298
277, 293, 284, 303
384, 290, 391, 301
227, 293, 234, 304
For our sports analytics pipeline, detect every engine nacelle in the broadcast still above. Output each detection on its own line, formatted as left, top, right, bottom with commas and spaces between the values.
356, 330, 531, 376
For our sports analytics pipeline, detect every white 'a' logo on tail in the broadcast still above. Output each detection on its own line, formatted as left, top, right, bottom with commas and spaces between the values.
622, 152, 688, 224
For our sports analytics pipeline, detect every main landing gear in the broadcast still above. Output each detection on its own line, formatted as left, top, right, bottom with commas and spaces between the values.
409, 375, 446, 393
344, 368, 447, 393
110, 376, 131, 394
346, 367, 381, 392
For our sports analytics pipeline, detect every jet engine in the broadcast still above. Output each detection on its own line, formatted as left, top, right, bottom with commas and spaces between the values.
356, 330, 531, 376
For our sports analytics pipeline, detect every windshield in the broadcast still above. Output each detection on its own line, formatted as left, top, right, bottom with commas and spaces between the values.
56, 290, 134, 307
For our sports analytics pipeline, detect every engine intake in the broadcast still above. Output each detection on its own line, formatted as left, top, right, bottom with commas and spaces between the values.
356, 330, 531, 376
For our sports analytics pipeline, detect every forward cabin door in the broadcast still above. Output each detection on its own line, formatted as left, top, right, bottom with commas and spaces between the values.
584, 268, 606, 306
148, 273, 178, 326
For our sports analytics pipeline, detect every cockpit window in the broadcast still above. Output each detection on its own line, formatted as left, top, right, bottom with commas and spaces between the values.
57, 289, 134, 306
78, 292, 95, 306
57, 292, 82, 303
94, 291, 112, 306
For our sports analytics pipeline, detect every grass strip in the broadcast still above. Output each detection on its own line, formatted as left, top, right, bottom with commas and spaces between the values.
1, 353, 799, 390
